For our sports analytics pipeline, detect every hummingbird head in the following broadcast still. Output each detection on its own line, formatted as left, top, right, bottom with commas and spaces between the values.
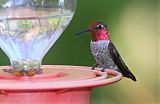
75, 21, 110, 42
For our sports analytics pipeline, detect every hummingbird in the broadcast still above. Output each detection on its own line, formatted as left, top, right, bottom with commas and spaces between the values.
75, 21, 136, 81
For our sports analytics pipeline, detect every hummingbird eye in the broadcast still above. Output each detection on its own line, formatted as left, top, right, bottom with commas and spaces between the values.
95, 24, 104, 29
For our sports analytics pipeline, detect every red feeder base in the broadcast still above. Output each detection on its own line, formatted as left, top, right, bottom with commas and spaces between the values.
0, 65, 122, 104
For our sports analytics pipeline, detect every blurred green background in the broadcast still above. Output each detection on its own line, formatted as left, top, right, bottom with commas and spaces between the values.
0, 0, 159, 104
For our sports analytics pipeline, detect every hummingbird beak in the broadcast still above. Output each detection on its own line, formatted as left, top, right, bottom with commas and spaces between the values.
74, 28, 90, 35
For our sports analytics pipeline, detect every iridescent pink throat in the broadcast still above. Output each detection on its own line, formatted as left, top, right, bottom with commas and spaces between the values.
91, 30, 109, 42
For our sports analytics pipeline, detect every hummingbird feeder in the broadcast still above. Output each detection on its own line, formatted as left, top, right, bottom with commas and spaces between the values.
0, 0, 122, 104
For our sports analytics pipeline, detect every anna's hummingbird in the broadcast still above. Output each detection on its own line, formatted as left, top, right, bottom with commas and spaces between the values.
75, 21, 136, 81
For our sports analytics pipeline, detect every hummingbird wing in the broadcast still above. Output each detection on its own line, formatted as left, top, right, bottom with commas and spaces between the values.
108, 41, 136, 81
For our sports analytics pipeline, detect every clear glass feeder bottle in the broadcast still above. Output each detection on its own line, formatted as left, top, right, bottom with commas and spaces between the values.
0, 0, 77, 75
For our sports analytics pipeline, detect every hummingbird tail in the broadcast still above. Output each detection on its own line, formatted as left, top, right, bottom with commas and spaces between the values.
123, 71, 137, 82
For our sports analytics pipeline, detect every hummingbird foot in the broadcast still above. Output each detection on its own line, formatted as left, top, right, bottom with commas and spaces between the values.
101, 68, 106, 72
91, 63, 98, 70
